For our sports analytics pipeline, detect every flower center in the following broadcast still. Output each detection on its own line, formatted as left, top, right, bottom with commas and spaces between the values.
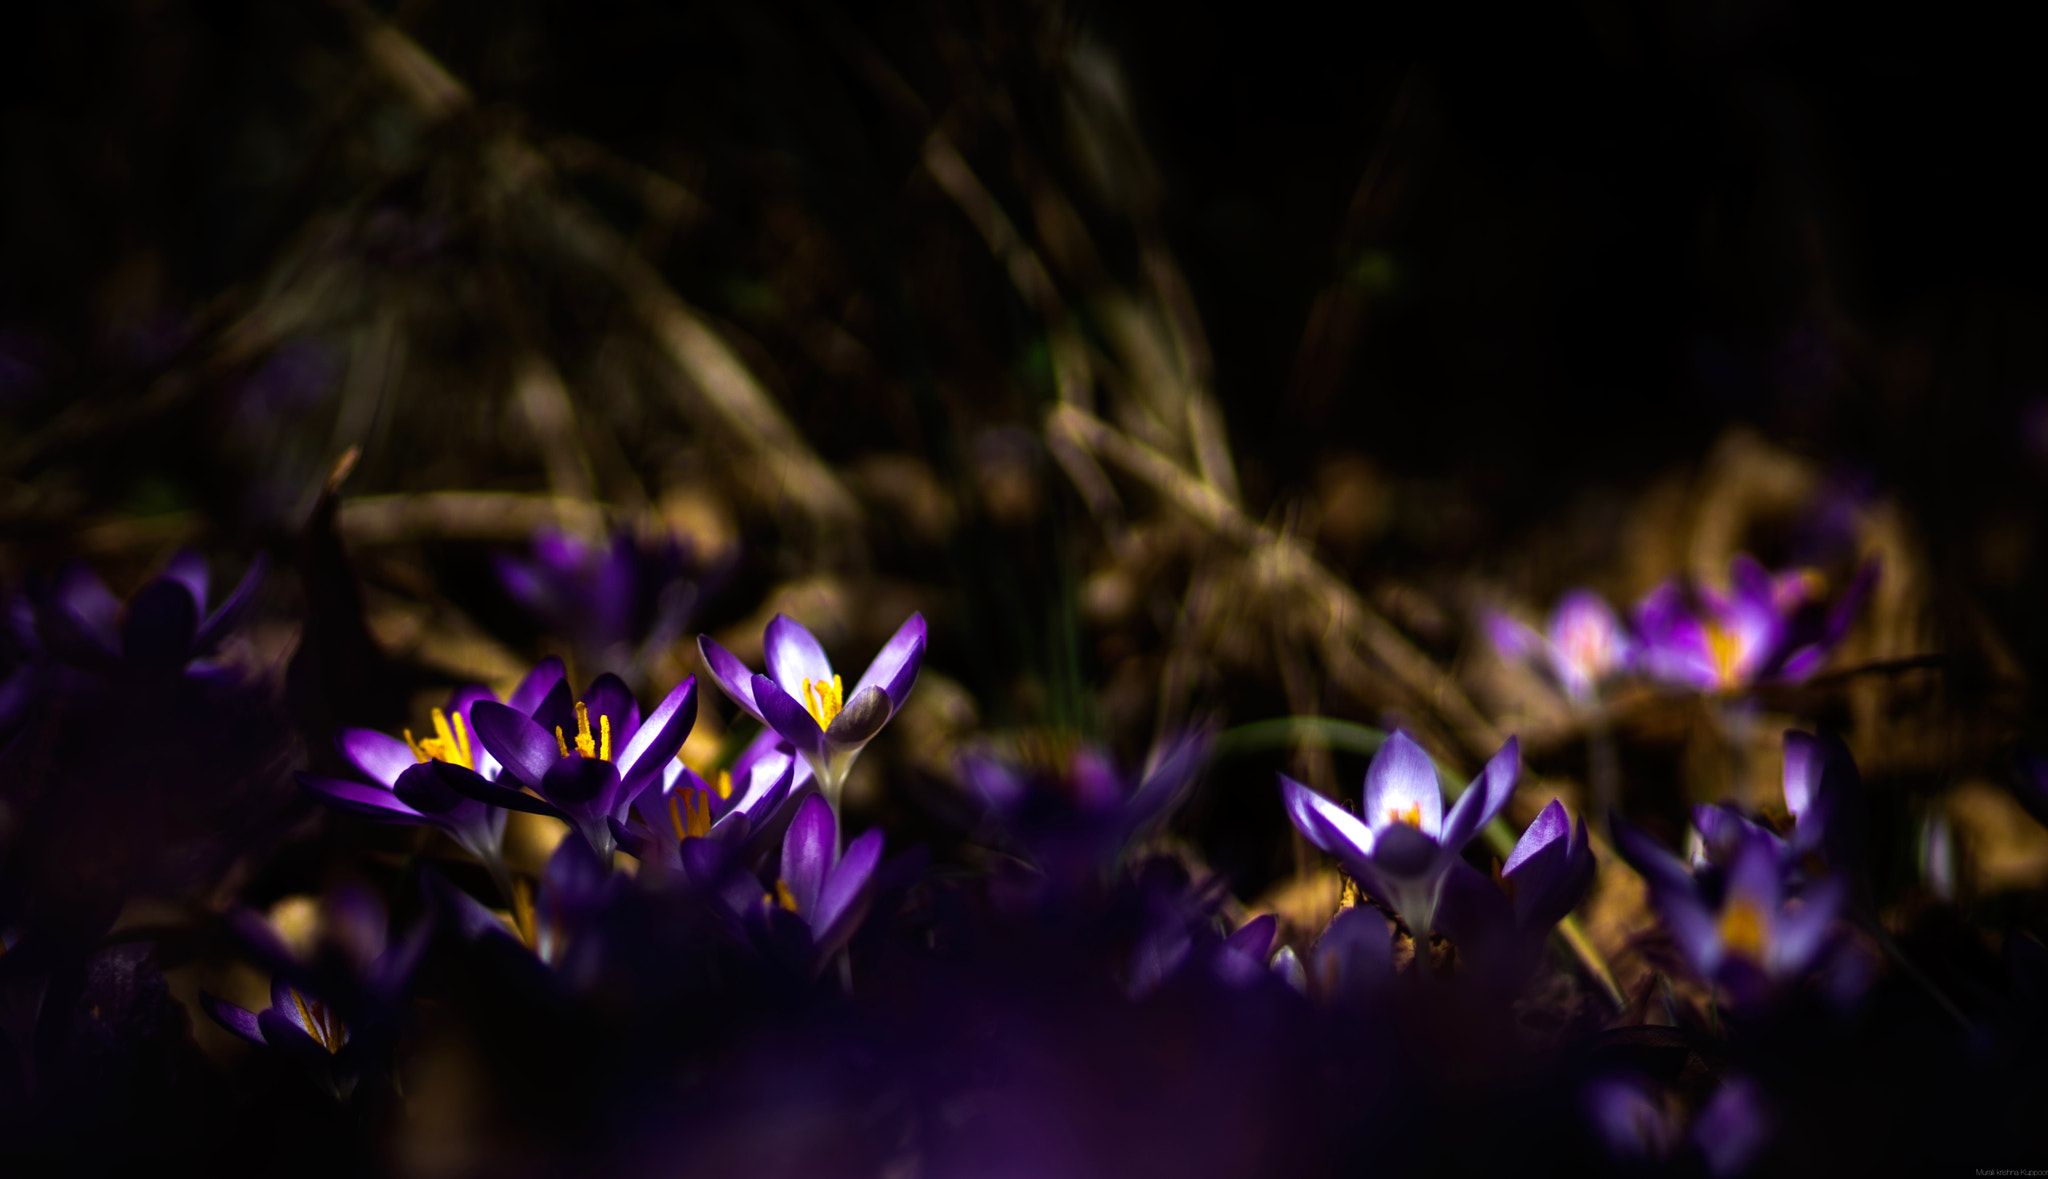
290, 988, 347, 1054
802, 675, 845, 728
1705, 623, 1747, 687
554, 701, 612, 762
404, 708, 475, 770
1717, 898, 1768, 960
773, 879, 800, 912
1385, 802, 1423, 829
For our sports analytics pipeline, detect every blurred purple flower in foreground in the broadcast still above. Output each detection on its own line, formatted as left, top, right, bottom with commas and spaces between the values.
1279, 730, 1519, 943
1633, 555, 1876, 693
454, 666, 699, 858
1486, 589, 1633, 704
700, 613, 926, 806
497, 527, 712, 686
1586, 1071, 1774, 1176
1439, 796, 1596, 988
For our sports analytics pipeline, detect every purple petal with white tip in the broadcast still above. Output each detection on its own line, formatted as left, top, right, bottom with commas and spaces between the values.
764, 614, 835, 703
1278, 774, 1376, 870
1504, 798, 1571, 877
815, 826, 884, 939
1363, 731, 1442, 838
296, 773, 429, 823
697, 636, 764, 721
617, 676, 697, 788
337, 728, 417, 789
199, 993, 266, 1046
1440, 736, 1519, 851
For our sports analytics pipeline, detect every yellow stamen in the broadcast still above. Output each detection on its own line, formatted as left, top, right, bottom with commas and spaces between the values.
669, 789, 713, 841
290, 989, 343, 1054
802, 674, 845, 728
773, 879, 799, 912
1385, 802, 1423, 829
1718, 898, 1768, 960
556, 702, 613, 761
1705, 623, 1745, 688
404, 708, 476, 769
1337, 877, 1360, 912
716, 770, 733, 801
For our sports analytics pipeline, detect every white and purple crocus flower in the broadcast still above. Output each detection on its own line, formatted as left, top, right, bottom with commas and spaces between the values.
612, 737, 800, 871
1279, 730, 1520, 945
1486, 589, 1633, 705
699, 613, 926, 807
1632, 555, 1875, 693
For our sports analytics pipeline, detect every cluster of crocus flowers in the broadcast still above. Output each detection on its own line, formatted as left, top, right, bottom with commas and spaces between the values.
1487, 556, 1876, 701
495, 526, 712, 686
1279, 731, 1520, 946
699, 613, 926, 806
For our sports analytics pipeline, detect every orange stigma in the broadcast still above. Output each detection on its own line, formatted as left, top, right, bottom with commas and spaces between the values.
1385, 802, 1424, 829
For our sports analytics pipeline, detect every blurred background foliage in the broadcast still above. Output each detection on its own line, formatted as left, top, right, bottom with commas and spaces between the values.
4, 0, 2048, 1165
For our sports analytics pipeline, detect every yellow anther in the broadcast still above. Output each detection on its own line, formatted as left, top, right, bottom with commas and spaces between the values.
802, 675, 845, 728
405, 708, 476, 769
556, 702, 613, 761
290, 989, 343, 1055
716, 770, 733, 801
1705, 624, 1745, 687
1338, 877, 1360, 912
669, 789, 713, 841
773, 879, 800, 912
1386, 802, 1423, 829
1717, 898, 1768, 960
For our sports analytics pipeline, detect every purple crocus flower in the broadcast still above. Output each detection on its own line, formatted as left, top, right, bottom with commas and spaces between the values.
961, 728, 1210, 886
1585, 1072, 1774, 1176
496, 527, 711, 687
294, 661, 569, 902
767, 794, 886, 967
31, 550, 265, 674
1618, 822, 1844, 1008
200, 884, 429, 1099
612, 744, 798, 871
1485, 589, 1633, 704
1279, 730, 1520, 945
1632, 555, 1875, 692
1688, 729, 1866, 888
1438, 797, 1595, 988
699, 613, 926, 806
451, 667, 700, 858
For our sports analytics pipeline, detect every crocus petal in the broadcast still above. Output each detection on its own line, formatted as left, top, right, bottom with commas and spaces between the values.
338, 728, 418, 789
121, 577, 200, 665
1504, 798, 1571, 877
391, 762, 474, 817
39, 564, 122, 663
433, 760, 568, 819
1363, 731, 1443, 838
815, 826, 884, 940
1663, 890, 1724, 976
256, 1007, 336, 1069
1368, 822, 1442, 880
1272, 946, 1308, 992
781, 794, 835, 923
1485, 611, 1545, 663
764, 614, 836, 705
1782, 730, 1820, 819
753, 674, 827, 760
1125, 729, 1212, 835
1692, 1075, 1775, 1178
579, 673, 642, 747
296, 772, 430, 823
470, 701, 563, 788
616, 676, 697, 789
1769, 876, 1844, 978
823, 685, 891, 750
192, 553, 267, 654
161, 549, 210, 608
849, 612, 927, 712
1223, 913, 1277, 962
1611, 818, 1695, 898
1311, 907, 1393, 1001
1278, 773, 1376, 869
199, 993, 266, 1046
542, 756, 622, 808
507, 656, 567, 716
1439, 736, 1519, 851
697, 636, 764, 721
